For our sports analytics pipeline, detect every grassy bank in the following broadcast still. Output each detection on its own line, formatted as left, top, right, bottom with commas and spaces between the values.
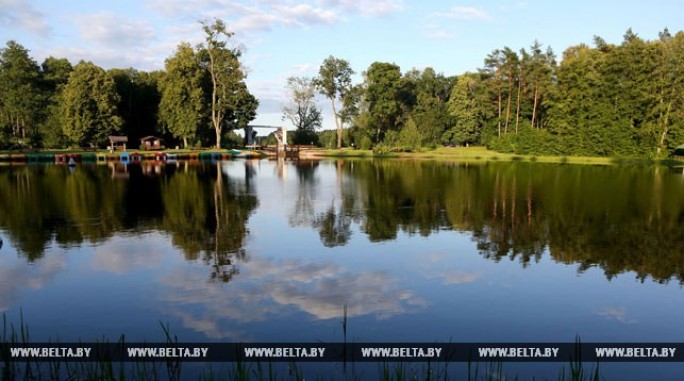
303, 146, 684, 166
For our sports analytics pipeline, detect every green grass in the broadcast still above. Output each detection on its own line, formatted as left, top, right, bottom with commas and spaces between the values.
302, 146, 684, 166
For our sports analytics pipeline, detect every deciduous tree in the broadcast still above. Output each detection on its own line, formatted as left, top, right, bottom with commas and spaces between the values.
61, 61, 122, 147
315, 56, 354, 148
283, 76, 321, 145
0, 41, 43, 146
159, 43, 206, 147
199, 18, 252, 148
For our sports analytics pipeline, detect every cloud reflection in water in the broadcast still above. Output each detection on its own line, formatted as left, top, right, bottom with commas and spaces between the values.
159, 256, 426, 339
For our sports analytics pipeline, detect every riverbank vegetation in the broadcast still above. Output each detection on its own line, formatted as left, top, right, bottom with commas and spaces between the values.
2, 25, 684, 158
313, 28, 684, 159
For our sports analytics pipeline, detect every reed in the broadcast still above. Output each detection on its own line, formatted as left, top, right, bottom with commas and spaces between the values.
0, 313, 605, 381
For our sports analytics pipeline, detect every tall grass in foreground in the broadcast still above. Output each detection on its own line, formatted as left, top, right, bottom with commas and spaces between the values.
1, 313, 602, 381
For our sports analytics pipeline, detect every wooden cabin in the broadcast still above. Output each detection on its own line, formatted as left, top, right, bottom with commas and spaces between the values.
108, 136, 128, 151
674, 144, 684, 159
140, 136, 164, 150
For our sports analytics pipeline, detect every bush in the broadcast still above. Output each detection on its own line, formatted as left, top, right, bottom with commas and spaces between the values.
359, 136, 372, 150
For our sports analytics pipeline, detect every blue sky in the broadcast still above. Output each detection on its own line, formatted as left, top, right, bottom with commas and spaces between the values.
2, 0, 684, 131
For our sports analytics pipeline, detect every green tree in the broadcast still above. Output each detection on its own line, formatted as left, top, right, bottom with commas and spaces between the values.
445, 74, 482, 146
501, 47, 519, 135
226, 82, 258, 146
283, 76, 321, 145
315, 56, 354, 148
199, 18, 252, 148
0, 41, 43, 147
61, 61, 122, 147
654, 31, 684, 154
527, 42, 555, 130
482, 49, 505, 138
364, 62, 403, 142
39, 57, 73, 147
407, 67, 454, 147
109, 68, 162, 146
315, 56, 356, 148
41, 56, 73, 92
159, 43, 206, 147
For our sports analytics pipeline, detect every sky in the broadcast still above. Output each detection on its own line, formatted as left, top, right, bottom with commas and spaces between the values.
2, 0, 684, 132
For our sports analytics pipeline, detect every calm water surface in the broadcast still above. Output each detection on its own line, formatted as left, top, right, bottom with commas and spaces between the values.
1, 160, 684, 379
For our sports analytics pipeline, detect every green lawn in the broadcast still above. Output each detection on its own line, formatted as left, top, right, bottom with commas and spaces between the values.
305, 146, 684, 166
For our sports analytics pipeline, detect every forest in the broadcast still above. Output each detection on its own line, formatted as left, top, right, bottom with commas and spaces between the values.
1, 23, 684, 158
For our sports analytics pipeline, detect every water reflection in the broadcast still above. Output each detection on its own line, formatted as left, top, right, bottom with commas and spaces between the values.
1, 160, 682, 380
159, 256, 425, 339
0, 166, 127, 261
1, 160, 683, 296
331, 161, 684, 283
159, 162, 257, 284
0, 163, 257, 279
597, 307, 638, 324
91, 235, 167, 275
0, 254, 65, 312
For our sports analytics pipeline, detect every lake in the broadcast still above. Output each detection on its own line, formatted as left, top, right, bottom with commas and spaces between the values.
1, 159, 684, 380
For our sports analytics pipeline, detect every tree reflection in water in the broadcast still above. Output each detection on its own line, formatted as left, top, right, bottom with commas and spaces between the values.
1, 160, 683, 283
0, 163, 258, 283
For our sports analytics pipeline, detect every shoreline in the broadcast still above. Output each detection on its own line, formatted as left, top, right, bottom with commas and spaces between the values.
300, 146, 684, 166
1, 146, 683, 167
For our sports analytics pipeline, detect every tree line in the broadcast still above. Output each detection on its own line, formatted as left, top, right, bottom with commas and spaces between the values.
2, 26, 684, 157
0, 19, 257, 150
295, 28, 683, 157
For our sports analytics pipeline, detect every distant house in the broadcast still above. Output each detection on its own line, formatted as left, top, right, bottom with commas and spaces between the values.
108, 136, 128, 151
674, 144, 684, 159
140, 136, 164, 150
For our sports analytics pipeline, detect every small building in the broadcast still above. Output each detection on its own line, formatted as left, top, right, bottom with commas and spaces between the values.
140, 136, 164, 150
674, 144, 684, 159
108, 136, 128, 151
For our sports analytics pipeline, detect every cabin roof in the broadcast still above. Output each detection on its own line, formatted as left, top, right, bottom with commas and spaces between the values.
140, 136, 163, 141
108, 136, 128, 143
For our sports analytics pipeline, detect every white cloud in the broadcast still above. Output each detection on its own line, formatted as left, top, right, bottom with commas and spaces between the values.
147, 0, 401, 38
145, 0, 226, 19
247, 78, 288, 113
0, 0, 50, 36
42, 46, 161, 71
273, 4, 339, 27
34, 11, 166, 70
424, 30, 455, 40
290, 63, 315, 75
233, 13, 280, 33
321, 0, 404, 17
72, 12, 155, 48
437, 5, 490, 21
